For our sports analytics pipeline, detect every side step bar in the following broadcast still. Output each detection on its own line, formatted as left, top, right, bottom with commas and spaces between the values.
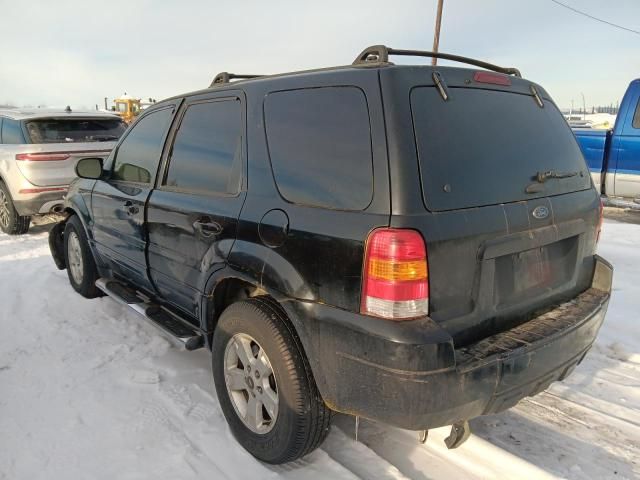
95, 278, 205, 351
602, 195, 640, 211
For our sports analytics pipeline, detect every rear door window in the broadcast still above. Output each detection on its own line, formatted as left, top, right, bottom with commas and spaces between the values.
411, 87, 591, 211
111, 108, 174, 184
1, 118, 25, 144
25, 118, 126, 143
164, 99, 242, 195
264, 87, 373, 210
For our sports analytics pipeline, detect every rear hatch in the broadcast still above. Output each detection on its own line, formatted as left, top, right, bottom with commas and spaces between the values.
15, 116, 126, 186
381, 66, 600, 346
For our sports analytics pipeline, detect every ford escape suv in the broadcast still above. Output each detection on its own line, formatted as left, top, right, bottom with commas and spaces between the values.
49, 45, 612, 464
0, 108, 126, 234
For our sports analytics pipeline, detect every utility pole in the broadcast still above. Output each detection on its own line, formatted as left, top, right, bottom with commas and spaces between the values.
431, 0, 444, 65
581, 92, 586, 121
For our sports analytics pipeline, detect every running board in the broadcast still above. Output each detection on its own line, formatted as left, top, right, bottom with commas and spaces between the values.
602, 196, 640, 211
95, 278, 205, 351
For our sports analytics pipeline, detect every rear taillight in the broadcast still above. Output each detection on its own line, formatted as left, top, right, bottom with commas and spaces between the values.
16, 153, 71, 161
361, 228, 429, 320
18, 187, 67, 194
596, 198, 604, 243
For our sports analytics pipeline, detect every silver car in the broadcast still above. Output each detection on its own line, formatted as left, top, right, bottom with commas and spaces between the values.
0, 108, 126, 234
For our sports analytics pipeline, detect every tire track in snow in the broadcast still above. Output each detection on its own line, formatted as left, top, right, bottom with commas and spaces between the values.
330, 416, 557, 480
146, 350, 363, 480
321, 426, 410, 480
541, 390, 640, 429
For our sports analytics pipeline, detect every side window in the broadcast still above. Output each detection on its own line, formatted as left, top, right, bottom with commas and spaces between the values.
1, 118, 25, 144
164, 99, 242, 195
112, 108, 173, 184
264, 87, 373, 210
0, 118, 3, 143
633, 98, 640, 129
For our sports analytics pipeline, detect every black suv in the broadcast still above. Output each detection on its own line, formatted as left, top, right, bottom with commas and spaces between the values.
49, 46, 613, 464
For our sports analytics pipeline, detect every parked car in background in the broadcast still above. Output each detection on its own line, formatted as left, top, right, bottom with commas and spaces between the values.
0, 108, 126, 234
49, 45, 612, 464
574, 78, 640, 209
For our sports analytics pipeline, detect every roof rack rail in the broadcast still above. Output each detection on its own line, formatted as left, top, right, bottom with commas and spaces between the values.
352, 45, 521, 77
210, 72, 263, 88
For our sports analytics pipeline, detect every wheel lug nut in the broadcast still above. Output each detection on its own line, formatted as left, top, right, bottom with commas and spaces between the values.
246, 365, 251, 373
255, 371, 260, 379
257, 386, 263, 394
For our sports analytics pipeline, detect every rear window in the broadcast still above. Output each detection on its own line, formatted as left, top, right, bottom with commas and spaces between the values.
264, 87, 373, 211
25, 118, 127, 144
411, 88, 591, 211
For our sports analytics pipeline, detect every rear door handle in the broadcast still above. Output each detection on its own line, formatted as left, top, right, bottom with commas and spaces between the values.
122, 201, 139, 215
193, 218, 222, 237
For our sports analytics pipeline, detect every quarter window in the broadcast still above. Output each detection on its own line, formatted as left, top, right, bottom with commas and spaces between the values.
1, 118, 25, 144
264, 87, 373, 210
164, 99, 243, 195
112, 108, 173, 183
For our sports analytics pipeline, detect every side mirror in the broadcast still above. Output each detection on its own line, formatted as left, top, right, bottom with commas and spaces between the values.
75, 157, 103, 179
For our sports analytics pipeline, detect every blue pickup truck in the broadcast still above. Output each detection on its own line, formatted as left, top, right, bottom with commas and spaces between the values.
574, 79, 640, 208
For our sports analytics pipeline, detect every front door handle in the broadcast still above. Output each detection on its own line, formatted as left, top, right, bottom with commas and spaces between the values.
193, 218, 222, 237
122, 201, 139, 215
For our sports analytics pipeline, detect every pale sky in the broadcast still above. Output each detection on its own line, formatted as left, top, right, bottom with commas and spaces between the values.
1, 0, 638, 110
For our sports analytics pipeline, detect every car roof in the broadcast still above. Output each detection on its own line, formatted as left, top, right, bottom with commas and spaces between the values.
152, 62, 536, 109
154, 63, 368, 106
0, 108, 122, 121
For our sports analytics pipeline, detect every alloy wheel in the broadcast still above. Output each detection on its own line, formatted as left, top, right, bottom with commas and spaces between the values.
67, 231, 84, 284
0, 190, 10, 229
224, 333, 279, 434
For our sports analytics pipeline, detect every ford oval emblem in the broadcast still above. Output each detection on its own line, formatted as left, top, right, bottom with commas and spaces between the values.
532, 205, 549, 219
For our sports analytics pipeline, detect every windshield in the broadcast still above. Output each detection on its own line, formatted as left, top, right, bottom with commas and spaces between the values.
25, 118, 127, 143
411, 87, 591, 211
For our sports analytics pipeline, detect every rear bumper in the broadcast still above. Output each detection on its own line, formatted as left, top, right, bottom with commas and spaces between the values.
285, 255, 612, 430
13, 190, 67, 216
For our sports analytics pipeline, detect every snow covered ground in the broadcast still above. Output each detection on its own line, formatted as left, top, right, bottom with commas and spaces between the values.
0, 218, 638, 480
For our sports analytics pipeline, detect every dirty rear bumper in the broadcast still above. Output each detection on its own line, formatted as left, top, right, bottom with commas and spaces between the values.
284, 255, 612, 430
14, 191, 67, 216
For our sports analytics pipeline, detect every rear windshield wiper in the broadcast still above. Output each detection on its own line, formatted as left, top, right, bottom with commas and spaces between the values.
525, 170, 580, 194
90, 135, 120, 142
535, 170, 579, 183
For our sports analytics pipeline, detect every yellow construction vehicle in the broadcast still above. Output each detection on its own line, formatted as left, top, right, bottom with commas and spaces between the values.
111, 94, 141, 124
103, 94, 157, 124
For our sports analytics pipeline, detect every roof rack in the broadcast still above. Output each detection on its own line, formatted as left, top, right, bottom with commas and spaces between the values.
210, 72, 263, 88
352, 45, 521, 77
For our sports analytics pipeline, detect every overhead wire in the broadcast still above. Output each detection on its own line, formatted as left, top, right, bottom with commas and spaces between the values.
550, 0, 640, 36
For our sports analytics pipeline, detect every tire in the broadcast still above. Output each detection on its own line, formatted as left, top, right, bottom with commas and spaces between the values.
64, 215, 100, 298
212, 297, 331, 464
0, 181, 30, 235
